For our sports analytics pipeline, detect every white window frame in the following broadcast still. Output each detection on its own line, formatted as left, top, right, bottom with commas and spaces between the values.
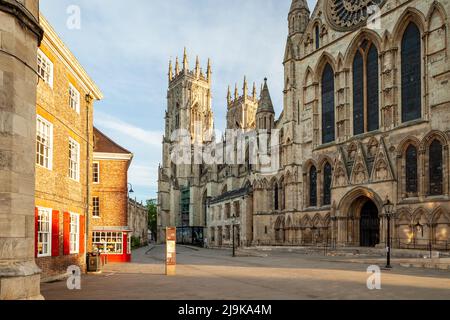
37, 207, 52, 258
69, 138, 80, 182
93, 196, 100, 218
93, 162, 100, 184
37, 49, 53, 88
68, 83, 80, 114
36, 115, 53, 170
69, 213, 80, 254
92, 232, 123, 255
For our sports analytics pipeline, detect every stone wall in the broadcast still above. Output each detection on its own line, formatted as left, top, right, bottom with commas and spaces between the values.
0, 0, 43, 300
128, 198, 148, 245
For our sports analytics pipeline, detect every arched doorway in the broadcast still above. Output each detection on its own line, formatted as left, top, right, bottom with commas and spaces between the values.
360, 200, 380, 247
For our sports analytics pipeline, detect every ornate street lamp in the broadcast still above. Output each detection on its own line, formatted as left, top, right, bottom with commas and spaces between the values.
128, 183, 134, 194
383, 198, 395, 269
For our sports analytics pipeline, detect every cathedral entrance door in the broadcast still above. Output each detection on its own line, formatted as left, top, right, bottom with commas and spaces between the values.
359, 200, 380, 247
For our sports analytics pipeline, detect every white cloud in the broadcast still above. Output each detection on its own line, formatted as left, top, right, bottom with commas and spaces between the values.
94, 111, 163, 148
128, 164, 159, 188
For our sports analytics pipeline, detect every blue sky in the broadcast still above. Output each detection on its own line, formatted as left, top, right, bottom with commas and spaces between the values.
40, 0, 318, 202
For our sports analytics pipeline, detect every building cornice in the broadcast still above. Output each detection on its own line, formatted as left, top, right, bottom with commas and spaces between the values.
94, 152, 134, 161
0, 0, 44, 44
39, 14, 103, 100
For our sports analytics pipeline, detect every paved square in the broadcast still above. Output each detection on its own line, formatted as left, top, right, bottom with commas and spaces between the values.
41, 246, 450, 300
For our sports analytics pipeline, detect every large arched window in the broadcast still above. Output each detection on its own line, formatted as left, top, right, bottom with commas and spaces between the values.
315, 25, 320, 50
202, 190, 208, 226
405, 145, 418, 194
429, 140, 443, 196
353, 41, 379, 135
323, 162, 332, 206
401, 22, 422, 123
310, 166, 317, 207
274, 184, 279, 210
322, 64, 335, 144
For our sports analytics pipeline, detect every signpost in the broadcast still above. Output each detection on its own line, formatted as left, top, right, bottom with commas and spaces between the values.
166, 227, 176, 276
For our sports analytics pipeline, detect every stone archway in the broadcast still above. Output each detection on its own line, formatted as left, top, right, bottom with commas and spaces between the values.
338, 187, 383, 246
359, 200, 380, 247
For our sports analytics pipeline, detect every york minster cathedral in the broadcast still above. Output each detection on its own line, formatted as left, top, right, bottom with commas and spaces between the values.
157, 0, 450, 249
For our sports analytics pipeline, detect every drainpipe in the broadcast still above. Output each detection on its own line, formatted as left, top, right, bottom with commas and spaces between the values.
85, 93, 93, 265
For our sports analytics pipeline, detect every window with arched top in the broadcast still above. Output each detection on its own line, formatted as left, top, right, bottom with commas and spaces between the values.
274, 184, 279, 211
322, 64, 335, 144
405, 145, 418, 194
352, 40, 379, 135
309, 166, 317, 207
401, 22, 422, 123
429, 140, 443, 196
323, 162, 332, 206
315, 25, 320, 49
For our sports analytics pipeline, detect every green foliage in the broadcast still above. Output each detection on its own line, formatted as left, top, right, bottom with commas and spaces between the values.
131, 236, 141, 249
146, 199, 157, 240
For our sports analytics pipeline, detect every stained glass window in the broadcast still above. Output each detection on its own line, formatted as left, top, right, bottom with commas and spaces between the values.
429, 140, 443, 196
315, 25, 320, 50
353, 42, 379, 135
274, 184, 279, 210
323, 162, 332, 205
401, 23, 422, 123
310, 166, 317, 207
405, 145, 418, 194
322, 64, 335, 144
367, 45, 379, 132
353, 51, 364, 135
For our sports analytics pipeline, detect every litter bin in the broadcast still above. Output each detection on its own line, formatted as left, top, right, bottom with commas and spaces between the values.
87, 252, 102, 272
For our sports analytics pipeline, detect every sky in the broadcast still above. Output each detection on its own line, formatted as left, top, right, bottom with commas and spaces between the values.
40, 0, 318, 202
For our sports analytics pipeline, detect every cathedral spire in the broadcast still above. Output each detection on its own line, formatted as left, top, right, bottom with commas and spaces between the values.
288, 0, 310, 36
168, 60, 173, 81
252, 82, 257, 100
234, 83, 239, 100
207, 58, 212, 82
183, 47, 189, 71
195, 55, 200, 76
175, 56, 180, 75
227, 85, 232, 105
243, 76, 248, 98
257, 78, 275, 114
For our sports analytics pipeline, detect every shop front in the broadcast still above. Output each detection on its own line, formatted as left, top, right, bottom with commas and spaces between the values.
92, 227, 132, 263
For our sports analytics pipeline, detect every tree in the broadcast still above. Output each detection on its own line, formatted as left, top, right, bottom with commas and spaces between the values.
146, 199, 157, 241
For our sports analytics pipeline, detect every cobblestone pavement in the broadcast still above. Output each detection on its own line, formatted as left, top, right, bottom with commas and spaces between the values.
41, 245, 450, 300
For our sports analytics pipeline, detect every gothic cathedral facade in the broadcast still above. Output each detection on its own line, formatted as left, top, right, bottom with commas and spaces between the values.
158, 0, 450, 249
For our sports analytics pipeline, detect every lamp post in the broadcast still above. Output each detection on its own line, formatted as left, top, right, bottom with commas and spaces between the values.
231, 214, 237, 257
128, 183, 134, 195
383, 198, 395, 269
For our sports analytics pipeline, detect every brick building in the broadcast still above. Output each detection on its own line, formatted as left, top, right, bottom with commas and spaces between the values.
128, 198, 149, 246
90, 128, 134, 263
35, 16, 103, 280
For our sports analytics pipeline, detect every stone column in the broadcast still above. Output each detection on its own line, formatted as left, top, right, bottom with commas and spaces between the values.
0, 0, 43, 300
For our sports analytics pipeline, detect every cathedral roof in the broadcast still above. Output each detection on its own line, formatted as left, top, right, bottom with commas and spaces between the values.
289, 0, 310, 13
257, 78, 275, 114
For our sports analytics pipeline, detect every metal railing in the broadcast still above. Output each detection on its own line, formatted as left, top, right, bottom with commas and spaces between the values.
252, 237, 449, 253
393, 238, 449, 252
